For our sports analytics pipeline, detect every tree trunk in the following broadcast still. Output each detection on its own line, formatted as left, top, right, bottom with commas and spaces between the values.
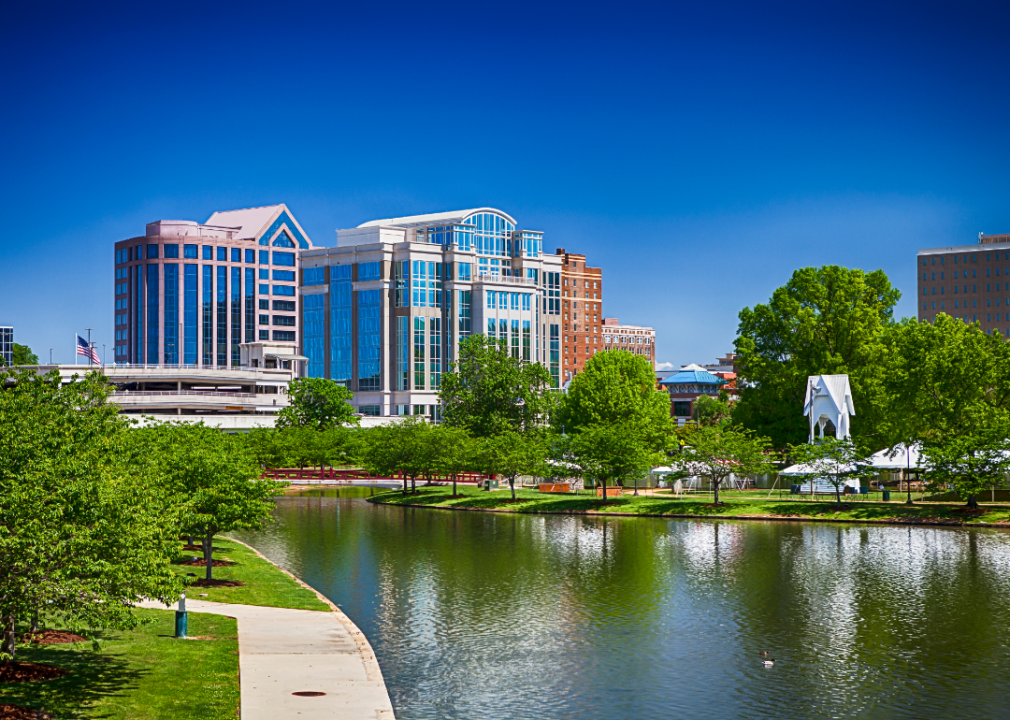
204, 534, 214, 581
411, 474, 417, 493
30, 611, 38, 635
403, 473, 408, 494
601, 479, 607, 503
2, 614, 15, 665
836, 483, 842, 505
968, 494, 979, 510
452, 473, 457, 497
510, 476, 516, 501
713, 479, 720, 505
188, 534, 194, 547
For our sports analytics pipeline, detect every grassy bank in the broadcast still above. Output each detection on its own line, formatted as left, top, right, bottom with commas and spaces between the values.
0, 609, 238, 719
171, 537, 329, 612
369, 485, 1010, 526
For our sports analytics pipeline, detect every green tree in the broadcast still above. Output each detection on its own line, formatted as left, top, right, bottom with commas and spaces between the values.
149, 422, 285, 581
440, 335, 556, 437
429, 425, 474, 496
555, 349, 672, 440
475, 431, 547, 501
788, 437, 868, 505
0, 370, 181, 665
734, 265, 900, 449
9, 344, 39, 366
693, 392, 732, 426
570, 423, 662, 502
884, 315, 1010, 507
675, 425, 775, 504
277, 377, 358, 430
361, 417, 431, 494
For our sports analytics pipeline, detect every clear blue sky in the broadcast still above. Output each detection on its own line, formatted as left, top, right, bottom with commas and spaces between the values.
3, 1, 1008, 366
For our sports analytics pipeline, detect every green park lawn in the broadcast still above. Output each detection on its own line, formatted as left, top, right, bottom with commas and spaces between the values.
370, 485, 1010, 525
2, 536, 328, 719
171, 537, 330, 612
0, 609, 238, 720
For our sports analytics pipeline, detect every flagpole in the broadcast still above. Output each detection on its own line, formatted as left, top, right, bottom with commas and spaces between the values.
86, 328, 93, 367
75, 334, 78, 366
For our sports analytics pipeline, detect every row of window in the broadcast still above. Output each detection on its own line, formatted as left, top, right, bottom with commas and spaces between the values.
486, 292, 533, 311
116, 245, 295, 266
923, 251, 1010, 266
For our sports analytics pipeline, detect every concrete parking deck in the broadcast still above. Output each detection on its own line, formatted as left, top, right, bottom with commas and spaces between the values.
140, 598, 394, 719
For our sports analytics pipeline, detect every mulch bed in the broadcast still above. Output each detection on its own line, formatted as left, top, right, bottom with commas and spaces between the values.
951, 507, 989, 515
190, 578, 244, 587
182, 544, 227, 552
177, 559, 237, 568
22, 631, 86, 645
0, 704, 53, 719
0, 663, 68, 683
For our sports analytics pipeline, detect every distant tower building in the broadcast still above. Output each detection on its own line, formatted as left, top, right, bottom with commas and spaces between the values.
0, 326, 12, 366
299, 207, 563, 417
113, 205, 313, 366
556, 249, 603, 380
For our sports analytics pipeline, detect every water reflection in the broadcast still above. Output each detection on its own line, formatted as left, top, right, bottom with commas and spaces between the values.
233, 498, 1010, 720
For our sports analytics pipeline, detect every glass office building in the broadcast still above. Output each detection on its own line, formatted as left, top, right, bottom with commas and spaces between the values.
0, 327, 12, 367
299, 207, 563, 417
113, 204, 313, 366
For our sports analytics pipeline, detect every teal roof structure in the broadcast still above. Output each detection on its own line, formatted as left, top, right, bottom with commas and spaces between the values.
659, 369, 725, 387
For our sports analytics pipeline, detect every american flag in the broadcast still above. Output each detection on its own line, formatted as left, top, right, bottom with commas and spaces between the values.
76, 334, 101, 365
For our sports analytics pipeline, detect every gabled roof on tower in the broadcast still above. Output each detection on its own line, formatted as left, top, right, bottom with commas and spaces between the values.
205, 204, 312, 249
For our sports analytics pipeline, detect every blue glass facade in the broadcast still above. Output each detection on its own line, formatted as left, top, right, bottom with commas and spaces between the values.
146, 264, 159, 362
396, 315, 409, 390
164, 264, 179, 364
330, 265, 352, 385
245, 268, 255, 343
202, 265, 213, 366
134, 265, 144, 363
217, 266, 227, 366
231, 267, 241, 365
256, 211, 310, 249
184, 264, 198, 364
304, 294, 325, 378
358, 289, 381, 391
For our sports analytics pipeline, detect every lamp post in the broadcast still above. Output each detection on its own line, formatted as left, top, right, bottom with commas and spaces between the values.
175, 591, 188, 638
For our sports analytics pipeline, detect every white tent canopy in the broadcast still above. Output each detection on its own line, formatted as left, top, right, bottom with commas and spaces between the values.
867, 443, 924, 470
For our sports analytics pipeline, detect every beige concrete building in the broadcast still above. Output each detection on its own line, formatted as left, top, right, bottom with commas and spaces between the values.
601, 318, 655, 369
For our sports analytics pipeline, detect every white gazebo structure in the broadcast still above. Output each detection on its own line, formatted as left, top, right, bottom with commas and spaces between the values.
803, 375, 854, 442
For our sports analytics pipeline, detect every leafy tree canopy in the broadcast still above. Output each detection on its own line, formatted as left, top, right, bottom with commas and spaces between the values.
439, 335, 556, 437
787, 437, 868, 505
277, 377, 358, 430
734, 265, 900, 449
360, 416, 431, 493
8, 344, 39, 366
556, 350, 672, 444
693, 392, 732, 426
570, 422, 664, 502
675, 425, 775, 504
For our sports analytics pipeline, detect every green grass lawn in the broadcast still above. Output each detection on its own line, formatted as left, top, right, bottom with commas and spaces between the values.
172, 537, 330, 612
370, 485, 1010, 525
0, 609, 238, 720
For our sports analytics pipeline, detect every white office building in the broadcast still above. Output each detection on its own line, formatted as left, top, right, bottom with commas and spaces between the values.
300, 208, 564, 418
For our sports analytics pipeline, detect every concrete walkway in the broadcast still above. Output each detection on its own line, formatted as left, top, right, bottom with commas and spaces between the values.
140, 598, 394, 719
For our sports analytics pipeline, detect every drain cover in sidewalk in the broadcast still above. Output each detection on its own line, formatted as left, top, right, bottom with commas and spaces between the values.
292, 691, 327, 697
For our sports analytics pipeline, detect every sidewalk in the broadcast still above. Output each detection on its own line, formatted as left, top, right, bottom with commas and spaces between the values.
140, 598, 394, 719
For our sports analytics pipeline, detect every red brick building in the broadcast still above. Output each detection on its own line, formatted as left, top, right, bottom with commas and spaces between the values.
918, 234, 1010, 335
557, 249, 603, 381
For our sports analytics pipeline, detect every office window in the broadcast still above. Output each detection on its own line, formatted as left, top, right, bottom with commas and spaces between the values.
229, 248, 239, 263
147, 244, 159, 259
259, 283, 270, 295
359, 289, 382, 391
164, 264, 179, 364
303, 294, 325, 378
458, 262, 472, 281
245, 249, 255, 264
358, 262, 381, 281
217, 266, 227, 365
330, 265, 352, 385
184, 264, 198, 364
304, 267, 325, 286
273, 331, 296, 342
231, 267, 241, 365
203, 245, 213, 260
273, 252, 295, 266
272, 232, 295, 248
458, 291, 472, 339
245, 268, 255, 343
511, 319, 520, 359
523, 320, 531, 361
259, 299, 270, 310
396, 316, 409, 390
487, 290, 495, 309
511, 292, 520, 310
259, 269, 270, 280
499, 319, 508, 345
184, 244, 198, 259
487, 318, 496, 339
259, 330, 269, 340
260, 314, 270, 325
522, 294, 531, 311
394, 261, 408, 307
550, 324, 560, 387
414, 317, 426, 390
273, 270, 296, 282
218, 247, 227, 262
430, 317, 442, 389
163, 244, 178, 259
274, 285, 295, 296
273, 315, 296, 326
259, 250, 269, 265
273, 300, 296, 311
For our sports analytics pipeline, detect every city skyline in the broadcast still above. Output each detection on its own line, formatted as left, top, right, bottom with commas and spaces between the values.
3, 1, 1009, 365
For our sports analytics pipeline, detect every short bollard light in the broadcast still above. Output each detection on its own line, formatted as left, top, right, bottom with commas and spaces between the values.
175, 592, 188, 638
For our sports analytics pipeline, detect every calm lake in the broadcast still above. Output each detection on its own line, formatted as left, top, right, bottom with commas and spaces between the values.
234, 491, 1010, 720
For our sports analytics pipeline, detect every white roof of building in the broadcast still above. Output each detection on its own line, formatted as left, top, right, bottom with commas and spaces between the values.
803, 374, 855, 417
206, 204, 286, 240
357, 207, 517, 229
